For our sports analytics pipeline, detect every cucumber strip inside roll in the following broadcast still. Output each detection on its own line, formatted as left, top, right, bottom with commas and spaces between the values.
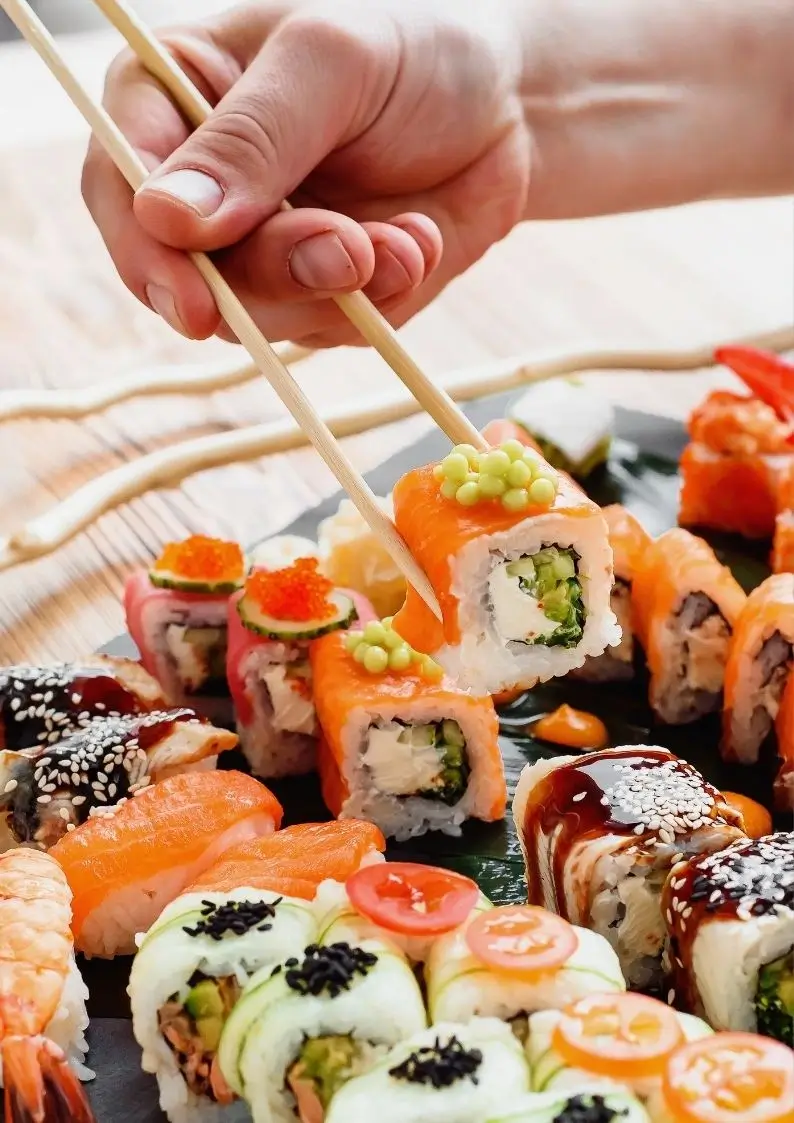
164, 622, 229, 695
362, 719, 470, 806
489, 547, 585, 649
756, 948, 794, 1045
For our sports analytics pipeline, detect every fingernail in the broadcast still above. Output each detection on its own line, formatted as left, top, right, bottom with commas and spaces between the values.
365, 246, 412, 303
289, 232, 358, 291
141, 169, 224, 217
146, 284, 189, 337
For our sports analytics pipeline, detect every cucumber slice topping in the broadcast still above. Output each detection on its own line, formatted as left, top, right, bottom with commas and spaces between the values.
237, 589, 357, 640
149, 567, 243, 595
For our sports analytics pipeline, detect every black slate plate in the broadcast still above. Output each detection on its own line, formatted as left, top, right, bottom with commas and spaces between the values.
71, 393, 778, 1119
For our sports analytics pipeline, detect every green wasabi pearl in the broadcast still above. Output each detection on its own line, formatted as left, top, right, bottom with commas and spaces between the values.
363, 621, 387, 645
344, 631, 364, 652
382, 628, 404, 650
451, 444, 481, 466
480, 449, 511, 477
440, 479, 459, 500
502, 487, 530, 512
501, 439, 527, 462
432, 463, 445, 481
363, 645, 389, 673
456, 481, 481, 506
353, 643, 369, 664
478, 473, 507, 498
506, 459, 532, 488
382, 616, 394, 628
529, 477, 556, 505
441, 452, 470, 483
422, 656, 443, 679
388, 644, 412, 671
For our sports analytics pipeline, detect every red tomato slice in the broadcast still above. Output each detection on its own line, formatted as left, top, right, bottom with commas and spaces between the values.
553, 993, 684, 1080
663, 1033, 794, 1123
465, 905, 578, 976
346, 863, 479, 936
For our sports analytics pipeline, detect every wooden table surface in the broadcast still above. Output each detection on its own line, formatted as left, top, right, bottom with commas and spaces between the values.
1, 28, 792, 665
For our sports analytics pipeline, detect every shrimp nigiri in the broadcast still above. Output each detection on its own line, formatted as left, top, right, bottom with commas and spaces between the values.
0, 849, 95, 1122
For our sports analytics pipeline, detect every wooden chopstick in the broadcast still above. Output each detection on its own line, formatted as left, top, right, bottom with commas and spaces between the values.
88, 0, 488, 453
0, 0, 443, 621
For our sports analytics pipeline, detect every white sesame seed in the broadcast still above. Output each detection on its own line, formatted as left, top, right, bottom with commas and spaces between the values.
59, 807, 70, 822
3, 779, 18, 794
667, 989, 675, 1005
37, 795, 52, 804
572, 792, 586, 803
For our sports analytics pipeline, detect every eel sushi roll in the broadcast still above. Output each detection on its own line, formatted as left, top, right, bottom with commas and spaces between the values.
678, 389, 793, 540
647, 1032, 794, 1123
129, 886, 318, 1122
0, 707, 238, 851
488, 1091, 651, 1123
662, 831, 794, 1046
391, 440, 619, 695
227, 560, 375, 778
310, 622, 507, 840
217, 936, 427, 1123
722, 574, 794, 766
125, 536, 246, 720
508, 379, 615, 480
50, 770, 283, 958
572, 504, 650, 683
426, 904, 625, 1032
513, 747, 745, 992
324, 1018, 532, 1123
0, 655, 164, 751
526, 993, 711, 1102
631, 529, 746, 724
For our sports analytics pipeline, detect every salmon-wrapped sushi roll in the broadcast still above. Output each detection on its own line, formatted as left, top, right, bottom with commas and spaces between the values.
311, 621, 506, 840
391, 440, 618, 695
774, 672, 794, 810
632, 529, 746, 724
721, 574, 794, 765
772, 459, 794, 573
573, 504, 650, 683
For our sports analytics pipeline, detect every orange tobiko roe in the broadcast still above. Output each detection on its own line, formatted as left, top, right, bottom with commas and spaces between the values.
156, 535, 245, 582
246, 558, 336, 622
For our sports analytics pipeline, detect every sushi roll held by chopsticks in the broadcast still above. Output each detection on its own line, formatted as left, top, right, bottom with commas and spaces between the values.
310, 621, 507, 840
662, 831, 794, 1047
391, 439, 619, 696
513, 747, 745, 992
632, 529, 747, 724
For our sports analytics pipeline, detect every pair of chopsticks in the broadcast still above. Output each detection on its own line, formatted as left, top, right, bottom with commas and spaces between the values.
0, 0, 492, 620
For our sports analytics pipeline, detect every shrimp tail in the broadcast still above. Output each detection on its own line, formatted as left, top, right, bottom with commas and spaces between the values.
2, 1037, 96, 1123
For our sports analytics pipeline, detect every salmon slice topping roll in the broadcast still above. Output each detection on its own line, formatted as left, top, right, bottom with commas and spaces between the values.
722, 574, 794, 765
632, 529, 747, 724
50, 770, 283, 959
311, 629, 506, 841
391, 449, 618, 695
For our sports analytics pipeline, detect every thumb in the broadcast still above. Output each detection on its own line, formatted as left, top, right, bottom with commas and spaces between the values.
134, 12, 398, 252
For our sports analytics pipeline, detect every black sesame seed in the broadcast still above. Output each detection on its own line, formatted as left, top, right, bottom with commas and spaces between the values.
183, 899, 280, 940
551, 1095, 629, 1123
284, 943, 378, 998
389, 1035, 483, 1088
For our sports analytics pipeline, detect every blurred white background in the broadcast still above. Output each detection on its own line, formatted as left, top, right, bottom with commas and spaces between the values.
0, 0, 225, 39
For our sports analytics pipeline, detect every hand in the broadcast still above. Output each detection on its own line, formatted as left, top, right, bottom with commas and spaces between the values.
82, 0, 530, 346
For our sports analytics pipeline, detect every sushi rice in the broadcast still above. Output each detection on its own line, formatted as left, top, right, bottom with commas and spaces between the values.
487, 1090, 651, 1123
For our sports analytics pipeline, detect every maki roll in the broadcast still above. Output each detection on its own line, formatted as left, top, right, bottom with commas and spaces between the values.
508, 379, 615, 480
631, 529, 746, 724
722, 575, 794, 764
572, 505, 650, 683
526, 993, 711, 1101
217, 938, 427, 1122
310, 623, 507, 840
772, 460, 794, 573
317, 495, 407, 619
0, 707, 237, 850
513, 747, 744, 991
227, 560, 375, 778
662, 832, 794, 1046
391, 440, 618, 695
324, 1019, 532, 1123
248, 535, 320, 572
647, 1032, 794, 1123
774, 673, 794, 810
487, 1091, 651, 1123
125, 536, 246, 720
0, 655, 164, 751
426, 904, 625, 1033
130, 886, 317, 1122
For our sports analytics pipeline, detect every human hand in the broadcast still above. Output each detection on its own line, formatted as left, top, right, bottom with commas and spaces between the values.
82, 0, 530, 346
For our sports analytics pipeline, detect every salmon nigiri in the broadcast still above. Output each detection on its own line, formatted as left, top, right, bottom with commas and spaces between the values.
188, 819, 386, 899
50, 770, 283, 958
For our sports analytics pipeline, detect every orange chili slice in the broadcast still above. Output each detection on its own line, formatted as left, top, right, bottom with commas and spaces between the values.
662, 1033, 794, 1123
720, 792, 772, 839
465, 905, 578, 976
553, 993, 684, 1080
716, 346, 794, 428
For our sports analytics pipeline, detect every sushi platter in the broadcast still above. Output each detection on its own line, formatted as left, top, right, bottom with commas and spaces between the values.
2, 376, 794, 1123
